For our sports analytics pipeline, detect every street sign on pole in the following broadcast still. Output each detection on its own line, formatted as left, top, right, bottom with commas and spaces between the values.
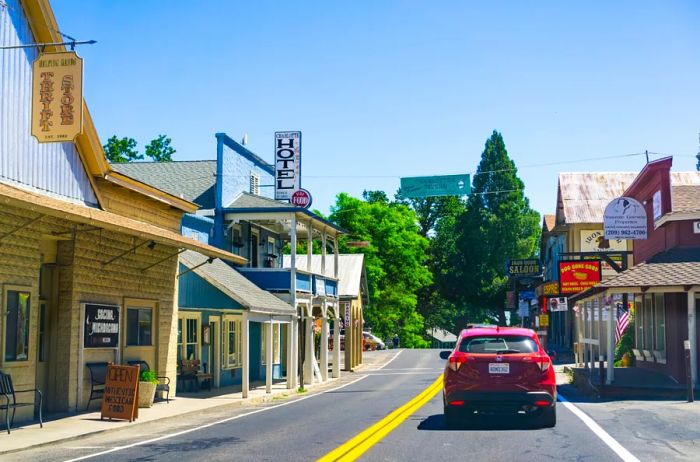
400, 174, 470, 198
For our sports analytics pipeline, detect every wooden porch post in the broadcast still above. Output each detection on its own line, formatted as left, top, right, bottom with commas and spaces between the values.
242, 314, 250, 399
689, 290, 697, 385
320, 309, 329, 381
265, 320, 273, 393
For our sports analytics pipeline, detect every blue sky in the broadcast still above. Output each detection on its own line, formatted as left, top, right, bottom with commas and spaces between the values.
52, 1, 700, 216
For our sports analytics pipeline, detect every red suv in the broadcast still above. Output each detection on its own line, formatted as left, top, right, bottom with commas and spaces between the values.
440, 326, 556, 428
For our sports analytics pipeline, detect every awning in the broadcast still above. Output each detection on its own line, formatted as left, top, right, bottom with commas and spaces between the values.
0, 181, 246, 265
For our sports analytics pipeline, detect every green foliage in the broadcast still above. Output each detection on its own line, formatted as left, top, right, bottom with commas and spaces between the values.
104, 136, 142, 163
615, 318, 635, 363
330, 192, 431, 348
140, 370, 159, 384
440, 131, 540, 325
145, 134, 176, 162
103, 134, 176, 163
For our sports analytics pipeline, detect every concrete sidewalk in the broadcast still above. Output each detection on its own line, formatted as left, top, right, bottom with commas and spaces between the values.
0, 349, 395, 455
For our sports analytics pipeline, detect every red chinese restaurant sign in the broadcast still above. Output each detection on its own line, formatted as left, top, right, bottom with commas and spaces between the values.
558, 261, 602, 294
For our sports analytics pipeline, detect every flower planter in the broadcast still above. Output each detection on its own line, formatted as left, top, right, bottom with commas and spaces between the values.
138, 381, 157, 408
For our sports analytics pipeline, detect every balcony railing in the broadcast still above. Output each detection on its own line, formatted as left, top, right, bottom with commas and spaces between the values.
238, 267, 337, 297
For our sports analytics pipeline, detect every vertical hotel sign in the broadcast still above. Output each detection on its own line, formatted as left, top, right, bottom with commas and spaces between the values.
274, 131, 301, 201
31, 51, 83, 143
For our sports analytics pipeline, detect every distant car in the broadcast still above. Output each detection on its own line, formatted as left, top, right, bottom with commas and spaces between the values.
329, 329, 345, 351
440, 326, 556, 428
363, 332, 385, 351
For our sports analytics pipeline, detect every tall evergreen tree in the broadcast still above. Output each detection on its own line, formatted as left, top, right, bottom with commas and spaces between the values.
442, 131, 540, 325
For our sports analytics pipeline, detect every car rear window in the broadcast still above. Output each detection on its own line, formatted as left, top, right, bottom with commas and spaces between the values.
459, 335, 538, 354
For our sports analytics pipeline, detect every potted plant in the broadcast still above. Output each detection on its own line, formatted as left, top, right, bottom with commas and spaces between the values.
138, 370, 159, 408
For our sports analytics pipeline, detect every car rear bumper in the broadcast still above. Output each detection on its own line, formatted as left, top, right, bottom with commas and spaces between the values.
444, 391, 555, 412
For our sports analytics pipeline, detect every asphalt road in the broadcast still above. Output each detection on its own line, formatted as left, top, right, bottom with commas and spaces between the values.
9, 349, 684, 462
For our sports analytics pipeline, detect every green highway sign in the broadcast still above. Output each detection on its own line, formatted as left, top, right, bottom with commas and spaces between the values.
400, 174, 471, 198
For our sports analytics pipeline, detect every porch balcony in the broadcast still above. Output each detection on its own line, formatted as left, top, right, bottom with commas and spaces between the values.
237, 267, 338, 298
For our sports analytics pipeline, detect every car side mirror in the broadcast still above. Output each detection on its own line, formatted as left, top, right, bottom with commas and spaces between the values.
439, 351, 451, 360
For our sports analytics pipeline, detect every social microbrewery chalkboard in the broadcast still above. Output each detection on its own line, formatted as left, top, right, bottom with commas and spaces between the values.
84, 303, 119, 348
101, 364, 139, 422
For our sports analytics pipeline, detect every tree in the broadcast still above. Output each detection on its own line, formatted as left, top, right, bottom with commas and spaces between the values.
330, 192, 432, 347
103, 135, 176, 163
145, 134, 176, 162
103, 136, 141, 163
442, 131, 540, 325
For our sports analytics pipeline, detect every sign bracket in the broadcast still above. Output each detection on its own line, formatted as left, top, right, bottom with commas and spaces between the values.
0, 39, 96, 50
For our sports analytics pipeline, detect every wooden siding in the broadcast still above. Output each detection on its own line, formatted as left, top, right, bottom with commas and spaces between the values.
0, 204, 181, 418
95, 178, 183, 232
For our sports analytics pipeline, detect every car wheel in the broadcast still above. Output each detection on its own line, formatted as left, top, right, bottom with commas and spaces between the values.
444, 406, 459, 429
535, 405, 556, 428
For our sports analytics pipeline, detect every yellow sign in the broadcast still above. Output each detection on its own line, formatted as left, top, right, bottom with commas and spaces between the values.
31, 51, 83, 143
542, 281, 559, 296
539, 314, 549, 327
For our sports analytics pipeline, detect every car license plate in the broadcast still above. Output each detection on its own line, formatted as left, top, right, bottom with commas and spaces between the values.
489, 363, 509, 374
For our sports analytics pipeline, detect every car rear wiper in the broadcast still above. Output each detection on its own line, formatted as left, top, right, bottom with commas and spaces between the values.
495, 349, 521, 354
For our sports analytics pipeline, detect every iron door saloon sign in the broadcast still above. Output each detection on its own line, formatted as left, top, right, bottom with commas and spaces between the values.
274, 131, 301, 201
507, 259, 542, 277
31, 51, 83, 143
84, 303, 119, 348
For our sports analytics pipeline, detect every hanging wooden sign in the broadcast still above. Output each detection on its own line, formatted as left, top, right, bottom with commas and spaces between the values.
101, 364, 139, 422
31, 51, 83, 143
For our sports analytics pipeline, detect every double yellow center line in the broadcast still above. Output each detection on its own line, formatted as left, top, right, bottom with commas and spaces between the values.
318, 374, 444, 462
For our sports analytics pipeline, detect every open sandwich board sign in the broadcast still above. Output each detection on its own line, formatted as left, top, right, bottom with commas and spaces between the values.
101, 364, 140, 422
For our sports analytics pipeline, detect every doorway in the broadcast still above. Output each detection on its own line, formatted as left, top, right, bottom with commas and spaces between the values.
209, 319, 221, 388
36, 263, 58, 412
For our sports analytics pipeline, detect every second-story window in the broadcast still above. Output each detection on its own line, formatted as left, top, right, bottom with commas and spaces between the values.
250, 172, 260, 195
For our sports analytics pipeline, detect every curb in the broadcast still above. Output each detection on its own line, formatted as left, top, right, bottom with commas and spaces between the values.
0, 381, 319, 456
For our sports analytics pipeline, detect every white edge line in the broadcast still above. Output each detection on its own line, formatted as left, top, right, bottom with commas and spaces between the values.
558, 393, 641, 462
376, 349, 403, 370
63, 375, 368, 462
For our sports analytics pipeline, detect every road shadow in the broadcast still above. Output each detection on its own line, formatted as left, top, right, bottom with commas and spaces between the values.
123, 436, 243, 461
417, 414, 547, 431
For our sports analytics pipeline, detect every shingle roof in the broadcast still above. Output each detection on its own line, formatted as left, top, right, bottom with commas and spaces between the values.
672, 185, 700, 213
282, 254, 366, 297
180, 250, 295, 315
112, 161, 217, 208
557, 173, 638, 224
229, 192, 295, 209
599, 247, 700, 288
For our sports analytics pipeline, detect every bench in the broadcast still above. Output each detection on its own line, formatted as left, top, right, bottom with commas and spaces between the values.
127, 360, 170, 403
0, 370, 43, 434
85, 362, 109, 410
179, 359, 212, 392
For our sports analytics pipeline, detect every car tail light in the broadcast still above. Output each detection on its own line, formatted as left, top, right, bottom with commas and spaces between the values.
536, 355, 551, 372
449, 400, 465, 406
534, 400, 550, 407
447, 353, 469, 372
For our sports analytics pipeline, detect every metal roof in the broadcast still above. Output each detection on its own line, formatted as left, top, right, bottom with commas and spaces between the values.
112, 161, 217, 208
282, 254, 366, 297
180, 250, 295, 315
427, 328, 457, 343
556, 173, 638, 224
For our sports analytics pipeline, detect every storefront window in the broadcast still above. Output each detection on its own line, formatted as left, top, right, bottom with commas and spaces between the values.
653, 294, 665, 352
261, 323, 281, 365
177, 313, 199, 361
224, 317, 241, 368
634, 298, 643, 350
127, 307, 152, 346
4, 290, 30, 361
642, 294, 653, 350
